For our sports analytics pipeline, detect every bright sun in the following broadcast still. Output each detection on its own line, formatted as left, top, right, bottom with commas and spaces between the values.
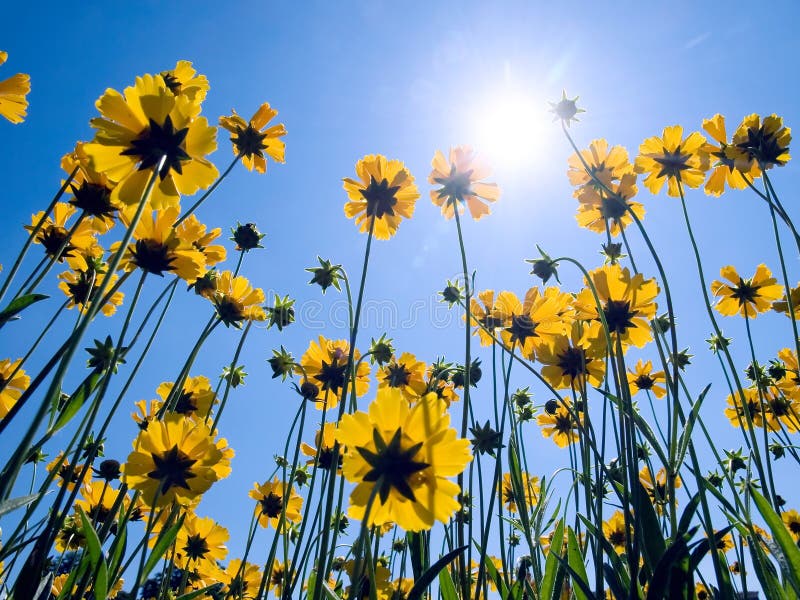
472, 91, 554, 170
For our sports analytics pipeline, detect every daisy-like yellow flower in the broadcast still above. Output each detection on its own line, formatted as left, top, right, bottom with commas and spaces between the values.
709, 531, 735, 553
627, 359, 667, 399
469, 289, 506, 347
174, 512, 229, 572
711, 264, 783, 318
343, 154, 419, 239
494, 289, 566, 360
639, 466, 681, 514
176, 214, 227, 268
160, 60, 209, 103
776, 348, 800, 393
211, 270, 267, 326
702, 114, 761, 196
377, 352, 427, 400
219, 103, 287, 173
537, 321, 606, 390
391, 577, 415, 600
219, 559, 262, 600
429, 145, 500, 221
336, 388, 472, 531
74, 481, 126, 528
62, 142, 120, 230
0, 358, 30, 419
300, 423, 340, 471
537, 400, 582, 448
268, 560, 294, 598
724, 387, 769, 431
783, 509, 800, 541
567, 139, 634, 204
46, 452, 90, 491
726, 113, 791, 170
114, 206, 205, 281
499, 471, 540, 514
55, 514, 87, 552
0, 51, 30, 124
344, 559, 392, 600
772, 283, 800, 319
602, 510, 630, 555
295, 336, 370, 409
156, 375, 217, 419
124, 413, 226, 507
574, 264, 659, 350
695, 583, 711, 600
26, 202, 99, 270
635, 125, 708, 197
249, 477, 303, 530
84, 73, 218, 211
575, 173, 645, 236
58, 261, 125, 317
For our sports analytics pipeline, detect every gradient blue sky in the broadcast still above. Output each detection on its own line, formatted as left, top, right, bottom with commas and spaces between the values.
2, 0, 800, 567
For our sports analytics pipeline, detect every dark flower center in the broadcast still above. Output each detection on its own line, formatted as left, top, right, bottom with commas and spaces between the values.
231, 124, 269, 158
317, 447, 341, 471
505, 314, 537, 346
737, 125, 789, 167
788, 520, 800, 535
731, 278, 759, 306
70, 182, 116, 218
608, 528, 626, 548
259, 492, 284, 518
66, 270, 97, 305
121, 116, 190, 180
600, 193, 628, 221
146, 444, 198, 494
174, 390, 198, 415
215, 297, 246, 326
160, 71, 182, 95
183, 533, 210, 560
385, 363, 411, 388
39, 227, 76, 261
361, 176, 400, 219
434, 165, 473, 204
131, 239, 175, 275
653, 145, 692, 179
315, 359, 348, 395
554, 413, 573, 435
634, 374, 655, 390
357, 428, 429, 503
603, 300, 637, 334
556, 346, 589, 379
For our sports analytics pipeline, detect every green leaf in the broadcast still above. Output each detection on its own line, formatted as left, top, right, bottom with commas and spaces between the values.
566, 527, 592, 600
78, 507, 108, 600
677, 493, 701, 535
0, 293, 48, 325
176, 585, 219, 600
406, 531, 426, 581
482, 547, 510, 599
52, 371, 103, 433
634, 481, 666, 573
321, 581, 342, 600
674, 384, 711, 468
646, 532, 691, 600
138, 512, 185, 588
0, 493, 41, 518
438, 565, 458, 600
541, 518, 565, 600
751, 486, 800, 596
406, 545, 468, 600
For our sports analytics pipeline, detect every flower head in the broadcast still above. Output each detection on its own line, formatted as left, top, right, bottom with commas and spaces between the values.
0, 51, 30, 124
336, 388, 472, 531
377, 352, 427, 400
429, 146, 500, 221
635, 125, 708, 196
536, 400, 581, 447
702, 114, 760, 195
300, 423, 341, 471
343, 154, 419, 239
211, 271, 267, 326
58, 260, 125, 317
0, 358, 30, 419
249, 477, 303, 530
602, 510, 630, 554
295, 336, 370, 409
219, 103, 287, 173
156, 375, 217, 419
159, 60, 209, 103
548, 90, 584, 126
711, 264, 783, 318
727, 113, 791, 170
174, 512, 229, 575
499, 472, 540, 514
627, 360, 666, 398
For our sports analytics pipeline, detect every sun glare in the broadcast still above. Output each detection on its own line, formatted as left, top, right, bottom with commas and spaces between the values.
472, 91, 554, 170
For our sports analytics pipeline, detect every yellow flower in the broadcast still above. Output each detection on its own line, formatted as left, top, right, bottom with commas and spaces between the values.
26, 202, 99, 270
567, 139, 634, 204
726, 113, 791, 170
469, 289, 506, 347
772, 283, 800, 319
84, 73, 218, 211
336, 388, 472, 531
391, 577, 415, 600
46, 451, 90, 491
124, 414, 226, 507
0, 51, 30, 124
344, 559, 392, 600
499, 471, 540, 513
574, 264, 659, 350
783, 509, 800, 541
175, 512, 229, 573
160, 60, 209, 103
695, 583, 711, 600
627, 359, 666, 399
295, 336, 370, 409
300, 423, 340, 471
58, 261, 125, 317
575, 173, 645, 236
702, 114, 760, 196
249, 477, 303, 530
429, 146, 500, 220
724, 387, 770, 431
709, 531, 735, 553
74, 481, 128, 527
537, 321, 606, 390
494, 289, 566, 360
114, 206, 206, 281
635, 125, 708, 196
176, 214, 227, 268
602, 510, 630, 554
0, 358, 29, 419
62, 142, 120, 230
219, 559, 262, 600
156, 375, 217, 419
268, 560, 294, 598
211, 270, 267, 326
711, 264, 784, 318
639, 467, 681, 514
536, 400, 581, 448
377, 352, 427, 400
219, 103, 287, 173
343, 154, 419, 239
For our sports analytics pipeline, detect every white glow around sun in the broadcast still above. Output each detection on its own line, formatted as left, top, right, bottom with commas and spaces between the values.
471, 90, 554, 171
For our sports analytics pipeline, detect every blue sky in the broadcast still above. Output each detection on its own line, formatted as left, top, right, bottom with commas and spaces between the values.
2, 0, 800, 570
